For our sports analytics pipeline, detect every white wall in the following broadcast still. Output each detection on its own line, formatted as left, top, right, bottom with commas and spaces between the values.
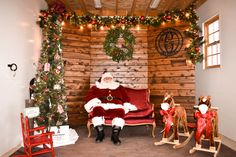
0, 0, 47, 155
196, 0, 236, 143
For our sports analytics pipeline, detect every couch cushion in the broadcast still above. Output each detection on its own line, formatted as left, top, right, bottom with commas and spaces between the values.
125, 88, 150, 110
124, 106, 153, 118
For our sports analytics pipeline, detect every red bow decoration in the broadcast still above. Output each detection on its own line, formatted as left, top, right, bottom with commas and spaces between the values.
160, 107, 176, 136
195, 110, 216, 142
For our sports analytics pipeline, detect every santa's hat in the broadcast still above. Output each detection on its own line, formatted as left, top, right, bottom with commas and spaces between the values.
101, 72, 113, 80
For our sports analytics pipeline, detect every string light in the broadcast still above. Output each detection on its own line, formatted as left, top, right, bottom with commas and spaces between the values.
186, 59, 193, 66
87, 24, 92, 28
136, 25, 140, 30
121, 25, 125, 30
185, 13, 190, 17
61, 21, 65, 26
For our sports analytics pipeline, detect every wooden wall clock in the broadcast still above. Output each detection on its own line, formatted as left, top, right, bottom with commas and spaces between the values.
155, 28, 183, 56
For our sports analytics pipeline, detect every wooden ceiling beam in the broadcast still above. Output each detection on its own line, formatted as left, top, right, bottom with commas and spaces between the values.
79, 0, 88, 14
145, 0, 153, 16
116, 0, 119, 15
129, 0, 137, 16
58, 0, 74, 12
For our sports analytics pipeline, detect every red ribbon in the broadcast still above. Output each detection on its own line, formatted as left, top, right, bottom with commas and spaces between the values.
195, 110, 216, 142
160, 107, 175, 136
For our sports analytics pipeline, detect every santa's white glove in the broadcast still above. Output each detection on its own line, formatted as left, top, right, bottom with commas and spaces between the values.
84, 98, 101, 113
123, 102, 137, 114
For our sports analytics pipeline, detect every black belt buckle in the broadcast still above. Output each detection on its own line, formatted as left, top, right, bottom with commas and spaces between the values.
106, 95, 113, 101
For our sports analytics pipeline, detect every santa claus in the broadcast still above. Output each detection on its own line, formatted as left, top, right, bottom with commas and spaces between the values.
84, 72, 137, 145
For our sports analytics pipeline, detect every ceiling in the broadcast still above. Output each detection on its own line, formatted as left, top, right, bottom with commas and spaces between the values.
46, 0, 207, 16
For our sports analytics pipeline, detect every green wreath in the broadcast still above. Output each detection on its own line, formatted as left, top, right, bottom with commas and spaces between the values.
103, 27, 135, 62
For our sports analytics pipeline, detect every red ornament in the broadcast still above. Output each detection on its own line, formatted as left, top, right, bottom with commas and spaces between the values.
42, 75, 48, 81
91, 20, 97, 25
120, 19, 125, 24
166, 15, 172, 20
140, 16, 145, 21
43, 12, 48, 17
195, 47, 200, 52
162, 16, 166, 21
37, 116, 44, 121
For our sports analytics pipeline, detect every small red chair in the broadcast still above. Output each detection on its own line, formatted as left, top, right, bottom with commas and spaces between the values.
17, 113, 55, 157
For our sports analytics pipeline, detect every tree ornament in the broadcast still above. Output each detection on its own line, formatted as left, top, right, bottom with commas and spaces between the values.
103, 27, 135, 62
57, 105, 64, 114
91, 20, 97, 25
44, 63, 50, 71
54, 84, 61, 90
54, 53, 60, 60
166, 15, 172, 20
121, 19, 126, 24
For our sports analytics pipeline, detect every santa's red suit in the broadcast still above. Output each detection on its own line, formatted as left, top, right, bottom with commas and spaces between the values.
84, 73, 137, 129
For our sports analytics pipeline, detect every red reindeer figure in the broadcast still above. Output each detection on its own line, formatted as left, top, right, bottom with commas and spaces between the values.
190, 96, 221, 157
155, 93, 193, 149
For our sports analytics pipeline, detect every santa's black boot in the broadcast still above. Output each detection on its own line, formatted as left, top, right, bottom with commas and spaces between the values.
95, 125, 105, 143
111, 126, 122, 145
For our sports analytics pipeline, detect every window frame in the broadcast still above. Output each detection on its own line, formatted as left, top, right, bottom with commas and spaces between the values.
204, 15, 220, 69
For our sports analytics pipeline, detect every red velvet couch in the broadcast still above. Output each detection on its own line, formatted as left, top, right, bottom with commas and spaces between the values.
86, 87, 156, 137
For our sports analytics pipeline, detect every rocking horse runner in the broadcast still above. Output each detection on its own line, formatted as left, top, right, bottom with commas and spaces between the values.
154, 93, 194, 149
190, 96, 221, 157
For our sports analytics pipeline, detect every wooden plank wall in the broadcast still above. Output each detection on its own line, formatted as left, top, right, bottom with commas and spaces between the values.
90, 27, 148, 89
62, 24, 91, 127
147, 22, 196, 123
62, 22, 196, 127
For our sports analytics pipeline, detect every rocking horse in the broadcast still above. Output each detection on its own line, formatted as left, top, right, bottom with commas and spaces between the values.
189, 96, 221, 157
154, 93, 194, 149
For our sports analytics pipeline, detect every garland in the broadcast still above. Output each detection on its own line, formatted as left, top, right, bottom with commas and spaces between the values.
104, 27, 135, 62
67, 4, 203, 64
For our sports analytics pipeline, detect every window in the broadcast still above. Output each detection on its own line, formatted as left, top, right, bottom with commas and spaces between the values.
204, 15, 220, 68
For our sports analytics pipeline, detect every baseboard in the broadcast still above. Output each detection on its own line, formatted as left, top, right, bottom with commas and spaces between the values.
221, 134, 236, 151
1, 143, 21, 157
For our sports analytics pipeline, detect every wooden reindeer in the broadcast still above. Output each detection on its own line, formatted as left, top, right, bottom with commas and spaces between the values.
154, 93, 194, 149
189, 96, 221, 157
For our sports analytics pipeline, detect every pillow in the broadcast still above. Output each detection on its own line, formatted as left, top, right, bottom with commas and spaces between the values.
125, 88, 149, 110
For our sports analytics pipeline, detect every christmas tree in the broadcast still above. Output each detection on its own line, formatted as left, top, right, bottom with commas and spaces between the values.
32, 8, 67, 129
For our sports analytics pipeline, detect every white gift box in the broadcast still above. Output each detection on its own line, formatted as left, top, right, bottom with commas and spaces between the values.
50, 125, 79, 147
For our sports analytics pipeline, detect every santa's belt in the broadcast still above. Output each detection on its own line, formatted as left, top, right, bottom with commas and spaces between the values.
99, 96, 122, 101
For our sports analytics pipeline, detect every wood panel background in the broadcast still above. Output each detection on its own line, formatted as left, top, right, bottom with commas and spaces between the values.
62, 24, 91, 127
62, 22, 196, 127
90, 26, 148, 89
147, 22, 196, 123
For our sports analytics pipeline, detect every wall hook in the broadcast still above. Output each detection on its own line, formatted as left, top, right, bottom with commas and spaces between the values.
8, 63, 18, 71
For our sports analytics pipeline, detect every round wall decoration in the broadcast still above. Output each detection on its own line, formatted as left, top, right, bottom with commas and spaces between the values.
103, 27, 135, 62
155, 28, 183, 56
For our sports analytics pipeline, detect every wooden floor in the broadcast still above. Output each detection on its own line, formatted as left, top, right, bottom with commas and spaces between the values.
11, 125, 236, 157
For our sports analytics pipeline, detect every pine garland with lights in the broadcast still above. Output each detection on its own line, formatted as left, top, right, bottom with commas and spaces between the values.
67, 4, 203, 64
104, 27, 135, 62
33, 9, 67, 129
